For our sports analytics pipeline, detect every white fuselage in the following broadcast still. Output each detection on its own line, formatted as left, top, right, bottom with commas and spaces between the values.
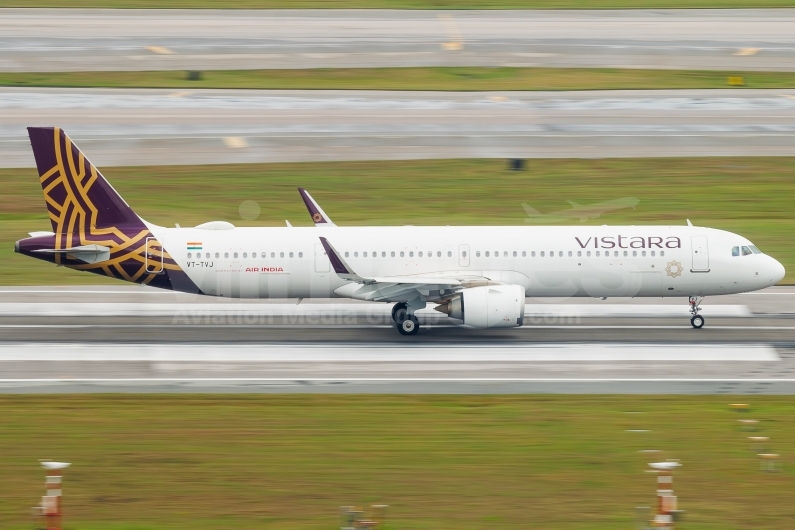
149, 224, 784, 300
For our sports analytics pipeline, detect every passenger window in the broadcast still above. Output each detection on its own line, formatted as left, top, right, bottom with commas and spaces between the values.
586, 251, 591, 257
742, 246, 752, 256
614, 251, 618, 257
522, 251, 526, 257
477, 251, 481, 257
271, 252, 275, 258
623, 251, 627, 257
391, 251, 395, 257
462, 251, 467, 257
363, 252, 368, 258
252, 252, 257, 258
504, 251, 508, 257
596, 251, 600, 257
243, 252, 247, 258
660, 251, 665, 257
187, 252, 192, 259
550, 251, 554, 257
299, 252, 303, 258
651, 251, 655, 257
633, 251, 637, 257
532, 251, 536, 257
289, 252, 294, 258
225, 252, 229, 258
383, 252, 386, 257
642, 251, 646, 257
280, 252, 284, 258
513, 251, 517, 257
448, 251, 452, 257
418, 252, 422, 257
577, 251, 581, 257
234, 252, 238, 258
437, 251, 441, 257
540, 251, 545, 257
215, 252, 220, 258
568, 251, 572, 257
559, 251, 563, 257
485, 251, 490, 257
400, 251, 404, 257
409, 251, 414, 257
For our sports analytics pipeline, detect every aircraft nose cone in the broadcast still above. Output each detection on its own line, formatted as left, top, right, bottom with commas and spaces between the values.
770, 257, 785, 285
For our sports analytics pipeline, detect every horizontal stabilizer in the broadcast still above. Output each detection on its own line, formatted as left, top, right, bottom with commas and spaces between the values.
33, 244, 110, 264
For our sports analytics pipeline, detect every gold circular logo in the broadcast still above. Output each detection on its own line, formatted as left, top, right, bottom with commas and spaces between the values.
312, 213, 323, 223
665, 260, 683, 278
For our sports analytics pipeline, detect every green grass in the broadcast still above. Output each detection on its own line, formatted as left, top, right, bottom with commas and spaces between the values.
3, 157, 795, 285
2, 0, 795, 7
4, 68, 795, 91
0, 395, 793, 530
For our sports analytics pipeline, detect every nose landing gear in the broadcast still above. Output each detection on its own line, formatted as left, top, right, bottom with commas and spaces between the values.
689, 296, 705, 329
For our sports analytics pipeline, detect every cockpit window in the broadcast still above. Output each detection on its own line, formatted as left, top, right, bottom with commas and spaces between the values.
732, 246, 739, 257
741, 246, 753, 256
748, 245, 762, 254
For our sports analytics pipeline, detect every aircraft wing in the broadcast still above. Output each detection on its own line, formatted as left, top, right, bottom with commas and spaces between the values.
319, 237, 470, 302
298, 188, 337, 226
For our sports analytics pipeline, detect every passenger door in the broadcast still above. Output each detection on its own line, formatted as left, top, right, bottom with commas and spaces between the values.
691, 236, 709, 271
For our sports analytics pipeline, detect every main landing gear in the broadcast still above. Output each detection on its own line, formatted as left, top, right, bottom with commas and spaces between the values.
392, 302, 420, 335
689, 295, 705, 329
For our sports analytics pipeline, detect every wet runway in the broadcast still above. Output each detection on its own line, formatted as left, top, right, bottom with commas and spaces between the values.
4, 88, 795, 166
3, 9, 795, 72
0, 286, 793, 393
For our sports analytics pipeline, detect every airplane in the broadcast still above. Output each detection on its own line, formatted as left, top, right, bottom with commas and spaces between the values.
522, 197, 641, 223
15, 127, 785, 335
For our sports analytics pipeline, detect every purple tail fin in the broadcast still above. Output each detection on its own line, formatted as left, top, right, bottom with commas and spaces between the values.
27, 127, 145, 233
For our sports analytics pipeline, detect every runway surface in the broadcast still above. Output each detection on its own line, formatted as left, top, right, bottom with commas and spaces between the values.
5, 88, 795, 166
3, 9, 795, 72
1, 286, 794, 393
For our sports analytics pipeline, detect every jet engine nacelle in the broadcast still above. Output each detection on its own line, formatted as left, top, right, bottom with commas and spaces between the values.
435, 284, 525, 328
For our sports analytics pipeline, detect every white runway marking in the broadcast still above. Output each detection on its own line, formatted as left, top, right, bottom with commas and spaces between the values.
0, 343, 779, 362
1, 378, 794, 383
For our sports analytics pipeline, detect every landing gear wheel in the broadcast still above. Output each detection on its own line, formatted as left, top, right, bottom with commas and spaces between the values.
397, 315, 420, 335
392, 303, 408, 323
691, 314, 705, 329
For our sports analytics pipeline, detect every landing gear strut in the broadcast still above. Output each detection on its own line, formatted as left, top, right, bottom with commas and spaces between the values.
392, 300, 423, 335
689, 295, 705, 329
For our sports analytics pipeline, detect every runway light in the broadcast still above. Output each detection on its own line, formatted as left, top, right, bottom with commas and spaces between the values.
758, 453, 780, 472
32, 461, 71, 530
647, 461, 683, 530
749, 436, 770, 453
738, 419, 759, 431
340, 504, 388, 530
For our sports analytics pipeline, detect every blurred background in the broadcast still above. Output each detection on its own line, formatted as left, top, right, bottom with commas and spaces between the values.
1, 2, 795, 530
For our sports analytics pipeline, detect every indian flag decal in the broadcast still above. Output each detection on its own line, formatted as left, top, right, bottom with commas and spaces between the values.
187, 241, 203, 250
